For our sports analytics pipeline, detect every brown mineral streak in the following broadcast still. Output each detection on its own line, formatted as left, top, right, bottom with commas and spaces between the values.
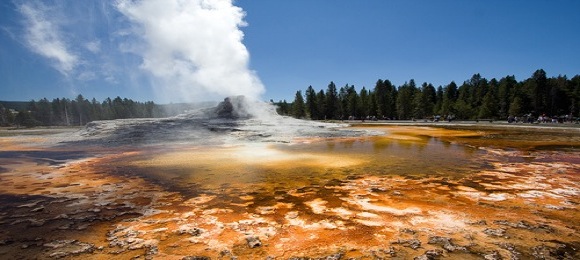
0, 125, 578, 259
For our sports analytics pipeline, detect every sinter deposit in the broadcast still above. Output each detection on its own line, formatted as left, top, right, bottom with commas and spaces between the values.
0, 96, 578, 259
78, 96, 376, 146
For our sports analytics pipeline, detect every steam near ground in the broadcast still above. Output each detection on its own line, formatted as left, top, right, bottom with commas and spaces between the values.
1, 113, 578, 259
77, 96, 377, 147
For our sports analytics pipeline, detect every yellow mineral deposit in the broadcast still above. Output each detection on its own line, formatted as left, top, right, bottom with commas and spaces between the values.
0, 125, 578, 259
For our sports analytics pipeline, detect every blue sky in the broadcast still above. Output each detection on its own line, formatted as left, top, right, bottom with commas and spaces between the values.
1, 0, 579, 103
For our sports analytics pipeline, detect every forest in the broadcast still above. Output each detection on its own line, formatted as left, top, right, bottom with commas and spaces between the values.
276, 69, 580, 122
0, 95, 164, 127
2, 69, 580, 127
0, 94, 217, 128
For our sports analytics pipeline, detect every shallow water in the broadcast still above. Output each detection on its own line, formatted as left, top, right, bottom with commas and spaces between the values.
116, 133, 485, 196
0, 125, 578, 259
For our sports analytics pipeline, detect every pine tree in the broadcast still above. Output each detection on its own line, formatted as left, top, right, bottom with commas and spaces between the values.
396, 80, 416, 119
292, 90, 306, 118
346, 85, 358, 119
316, 90, 326, 120
528, 69, 548, 114
508, 96, 523, 116
325, 81, 339, 120
358, 87, 369, 119
498, 76, 517, 118
374, 79, 387, 118
441, 81, 458, 116
434, 86, 443, 115
305, 85, 318, 119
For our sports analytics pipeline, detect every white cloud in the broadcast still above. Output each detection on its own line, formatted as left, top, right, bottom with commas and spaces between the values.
77, 71, 97, 81
85, 40, 101, 53
116, 0, 265, 101
18, 2, 79, 76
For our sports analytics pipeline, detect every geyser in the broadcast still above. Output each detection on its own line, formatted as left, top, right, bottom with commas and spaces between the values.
116, 0, 265, 102
77, 96, 373, 147
212, 95, 277, 119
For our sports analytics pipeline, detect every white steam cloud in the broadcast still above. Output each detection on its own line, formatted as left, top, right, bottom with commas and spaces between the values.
18, 3, 79, 76
116, 0, 265, 101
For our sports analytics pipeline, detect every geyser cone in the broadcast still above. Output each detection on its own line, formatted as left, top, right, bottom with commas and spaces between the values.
73, 96, 375, 147
212, 95, 278, 120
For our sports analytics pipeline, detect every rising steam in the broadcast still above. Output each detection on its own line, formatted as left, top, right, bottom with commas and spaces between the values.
116, 0, 265, 102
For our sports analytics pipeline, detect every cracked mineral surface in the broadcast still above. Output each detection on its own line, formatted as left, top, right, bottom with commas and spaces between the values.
0, 101, 578, 259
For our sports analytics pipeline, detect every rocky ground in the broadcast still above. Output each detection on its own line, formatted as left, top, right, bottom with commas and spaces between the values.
0, 98, 578, 259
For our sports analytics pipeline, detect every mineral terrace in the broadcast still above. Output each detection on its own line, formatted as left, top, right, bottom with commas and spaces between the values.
0, 97, 578, 259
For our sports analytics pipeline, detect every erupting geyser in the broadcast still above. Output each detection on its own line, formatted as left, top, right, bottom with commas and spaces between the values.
116, 0, 265, 102
77, 95, 372, 147
212, 96, 276, 120
3, 121, 579, 259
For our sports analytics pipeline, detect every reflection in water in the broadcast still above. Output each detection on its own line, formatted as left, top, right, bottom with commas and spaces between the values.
0, 125, 578, 259
119, 131, 486, 196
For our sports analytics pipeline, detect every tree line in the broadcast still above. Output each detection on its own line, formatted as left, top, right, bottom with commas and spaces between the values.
3, 69, 579, 127
276, 69, 580, 122
0, 95, 163, 127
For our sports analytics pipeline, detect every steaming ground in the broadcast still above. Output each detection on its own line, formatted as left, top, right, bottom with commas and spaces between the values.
1, 97, 579, 259
73, 96, 378, 147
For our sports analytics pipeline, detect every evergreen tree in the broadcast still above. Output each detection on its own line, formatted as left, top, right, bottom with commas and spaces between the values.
508, 96, 523, 116
385, 80, 397, 119
434, 86, 443, 115
413, 86, 426, 119
0, 104, 9, 126
276, 100, 290, 115
548, 75, 569, 116
316, 90, 326, 120
358, 87, 369, 118
424, 83, 437, 116
338, 85, 349, 119
441, 81, 458, 116
325, 81, 339, 120
571, 75, 580, 117
467, 73, 485, 107
478, 91, 497, 119
373, 79, 396, 119
396, 80, 416, 119
528, 69, 548, 114
368, 92, 378, 118
292, 90, 306, 118
412, 83, 436, 119
374, 79, 387, 118
102, 97, 113, 120
455, 82, 474, 119
90, 98, 102, 121
36, 98, 52, 126
305, 85, 319, 119
498, 75, 517, 118
510, 82, 531, 116
15, 110, 38, 128
346, 85, 359, 118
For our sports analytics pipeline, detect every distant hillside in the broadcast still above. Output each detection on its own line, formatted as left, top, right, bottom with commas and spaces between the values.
159, 101, 218, 116
0, 101, 29, 111
1, 97, 220, 127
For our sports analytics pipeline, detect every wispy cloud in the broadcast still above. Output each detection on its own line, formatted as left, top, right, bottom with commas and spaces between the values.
85, 40, 101, 53
18, 2, 79, 76
13, 0, 264, 101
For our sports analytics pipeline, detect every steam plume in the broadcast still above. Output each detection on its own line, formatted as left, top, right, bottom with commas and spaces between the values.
116, 0, 265, 102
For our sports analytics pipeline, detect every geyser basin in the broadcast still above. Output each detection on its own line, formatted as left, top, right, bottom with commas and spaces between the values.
76, 96, 373, 147
0, 111, 578, 259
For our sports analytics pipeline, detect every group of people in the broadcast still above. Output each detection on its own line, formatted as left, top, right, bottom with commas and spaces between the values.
508, 114, 577, 124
